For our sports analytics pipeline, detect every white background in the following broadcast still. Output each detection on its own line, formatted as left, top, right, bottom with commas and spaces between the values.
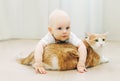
0, 0, 120, 41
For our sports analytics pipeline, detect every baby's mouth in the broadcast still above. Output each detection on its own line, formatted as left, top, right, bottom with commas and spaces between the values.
62, 35, 68, 38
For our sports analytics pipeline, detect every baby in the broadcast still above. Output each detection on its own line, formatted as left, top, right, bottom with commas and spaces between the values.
33, 10, 87, 74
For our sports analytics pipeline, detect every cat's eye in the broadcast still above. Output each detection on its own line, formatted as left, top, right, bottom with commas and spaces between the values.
102, 39, 105, 41
58, 27, 62, 30
95, 39, 98, 42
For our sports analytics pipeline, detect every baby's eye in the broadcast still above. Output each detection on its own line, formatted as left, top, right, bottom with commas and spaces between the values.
58, 27, 62, 30
102, 39, 105, 41
66, 26, 70, 30
95, 39, 98, 42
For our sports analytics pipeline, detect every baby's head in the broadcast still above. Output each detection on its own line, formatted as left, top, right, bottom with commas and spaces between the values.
48, 10, 71, 41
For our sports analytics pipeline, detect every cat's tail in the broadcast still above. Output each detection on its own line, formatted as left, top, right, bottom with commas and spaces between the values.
16, 51, 34, 65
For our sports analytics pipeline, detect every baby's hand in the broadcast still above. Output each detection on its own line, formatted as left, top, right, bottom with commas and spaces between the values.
33, 63, 47, 74
77, 63, 87, 73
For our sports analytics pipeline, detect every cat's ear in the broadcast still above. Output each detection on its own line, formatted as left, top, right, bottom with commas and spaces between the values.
103, 32, 109, 37
103, 32, 109, 35
86, 32, 92, 36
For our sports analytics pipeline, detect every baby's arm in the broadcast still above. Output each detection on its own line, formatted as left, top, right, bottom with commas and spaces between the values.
33, 41, 46, 74
77, 41, 87, 73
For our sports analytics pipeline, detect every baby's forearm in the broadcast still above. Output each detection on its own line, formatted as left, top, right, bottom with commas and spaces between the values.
78, 43, 87, 66
34, 42, 45, 66
34, 46, 43, 65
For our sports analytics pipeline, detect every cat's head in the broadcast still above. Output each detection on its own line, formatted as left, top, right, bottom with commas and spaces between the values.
86, 33, 107, 49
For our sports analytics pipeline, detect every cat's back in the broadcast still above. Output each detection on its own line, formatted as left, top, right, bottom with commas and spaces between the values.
43, 43, 79, 70
45, 43, 77, 49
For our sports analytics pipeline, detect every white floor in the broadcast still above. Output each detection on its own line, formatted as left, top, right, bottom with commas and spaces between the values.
0, 39, 120, 81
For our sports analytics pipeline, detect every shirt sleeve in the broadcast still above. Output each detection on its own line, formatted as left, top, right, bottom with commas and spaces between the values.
69, 32, 82, 46
39, 32, 55, 45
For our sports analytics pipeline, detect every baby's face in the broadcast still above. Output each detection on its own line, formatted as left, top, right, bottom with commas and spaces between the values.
49, 19, 70, 41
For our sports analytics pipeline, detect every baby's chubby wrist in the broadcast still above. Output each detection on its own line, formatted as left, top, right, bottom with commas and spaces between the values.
77, 61, 85, 67
33, 62, 43, 67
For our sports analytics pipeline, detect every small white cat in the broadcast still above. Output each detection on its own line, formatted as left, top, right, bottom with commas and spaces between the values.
85, 32, 109, 64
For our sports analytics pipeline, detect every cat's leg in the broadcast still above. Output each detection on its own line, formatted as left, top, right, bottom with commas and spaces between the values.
43, 63, 54, 70
100, 56, 109, 64
43, 56, 60, 70
16, 51, 34, 65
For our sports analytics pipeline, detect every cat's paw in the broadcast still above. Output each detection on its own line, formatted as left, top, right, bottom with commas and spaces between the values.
100, 57, 109, 64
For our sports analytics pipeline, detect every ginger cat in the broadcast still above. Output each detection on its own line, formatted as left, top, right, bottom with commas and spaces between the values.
19, 33, 109, 70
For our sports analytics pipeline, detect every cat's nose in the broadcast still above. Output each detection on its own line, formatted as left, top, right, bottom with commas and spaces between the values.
100, 44, 103, 47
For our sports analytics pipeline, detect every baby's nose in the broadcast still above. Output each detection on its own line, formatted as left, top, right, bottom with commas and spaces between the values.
62, 29, 66, 33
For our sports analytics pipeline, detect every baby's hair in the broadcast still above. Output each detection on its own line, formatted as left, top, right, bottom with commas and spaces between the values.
48, 9, 70, 27
49, 9, 69, 20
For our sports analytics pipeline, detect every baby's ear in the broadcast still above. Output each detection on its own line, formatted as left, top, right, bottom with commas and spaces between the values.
48, 27, 52, 33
